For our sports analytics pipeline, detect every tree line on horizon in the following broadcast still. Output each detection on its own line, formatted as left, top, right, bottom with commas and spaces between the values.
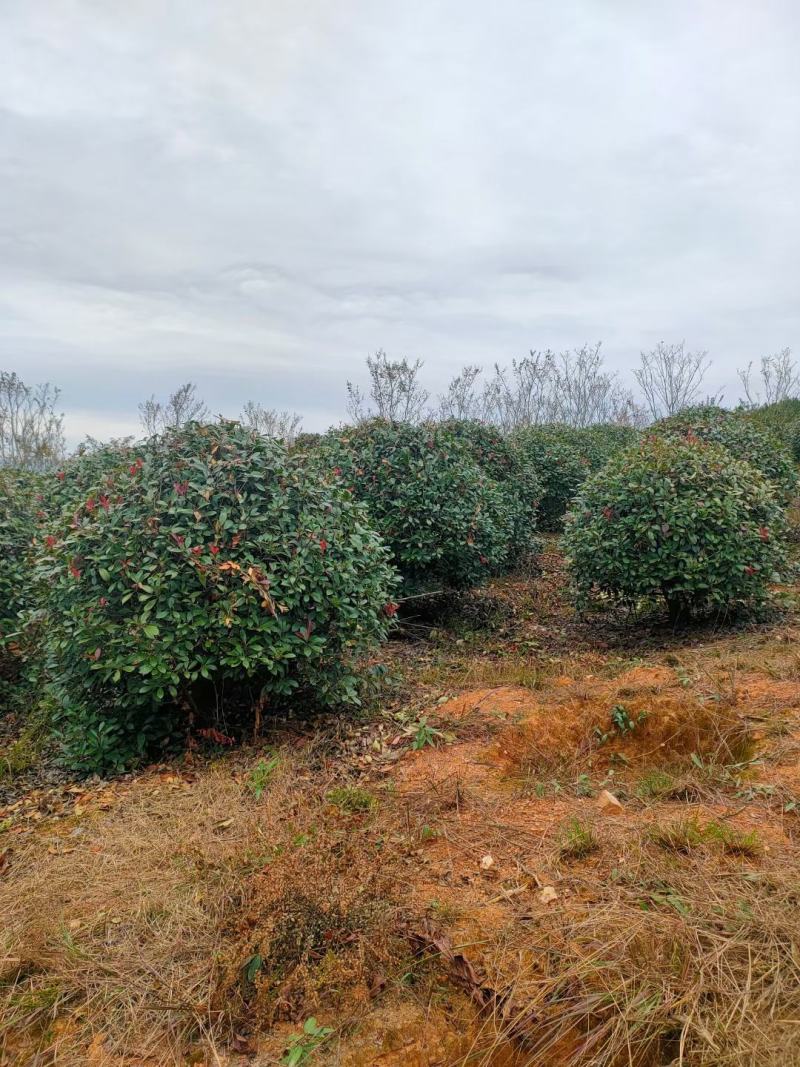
1, 342, 799, 472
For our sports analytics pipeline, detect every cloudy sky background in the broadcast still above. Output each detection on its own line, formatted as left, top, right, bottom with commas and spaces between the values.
1, 0, 799, 445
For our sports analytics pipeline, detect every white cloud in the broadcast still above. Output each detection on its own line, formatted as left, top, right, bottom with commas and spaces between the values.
1, 0, 800, 440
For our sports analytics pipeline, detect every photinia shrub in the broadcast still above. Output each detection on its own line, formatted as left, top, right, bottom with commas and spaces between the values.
577, 423, 640, 471
37, 421, 395, 772
741, 398, 800, 461
563, 435, 789, 622
653, 406, 797, 506
437, 419, 541, 565
0, 469, 46, 700
315, 420, 523, 594
509, 426, 589, 531
510, 424, 640, 532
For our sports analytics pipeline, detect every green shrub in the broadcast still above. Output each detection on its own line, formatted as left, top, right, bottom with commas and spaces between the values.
742, 397, 800, 459
510, 426, 587, 531
291, 431, 322, 453
437, 419, 540, 564
316, 420, 525, 594
509, 424, 636, 531
37, 421, 395, 773
45, 438, 141, 516
577, 423, 640, 471
563, 435, 788, 623
653, 406, 797, 506
0, 469, 46, 706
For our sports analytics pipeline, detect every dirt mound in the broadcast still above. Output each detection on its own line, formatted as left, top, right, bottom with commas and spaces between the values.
431, 686, 539, 723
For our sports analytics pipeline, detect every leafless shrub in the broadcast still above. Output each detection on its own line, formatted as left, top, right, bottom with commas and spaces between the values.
346, 350, 429, 423
138, 382, 208, 435
475, 345, 641, 430
634, 341, 712, 420
738, 348, 799, 406
240, 402, 303, 444
437, 365, 485, 421
0, 371, 65, 471
552, 343, 640, 428
482, 350, 560, 430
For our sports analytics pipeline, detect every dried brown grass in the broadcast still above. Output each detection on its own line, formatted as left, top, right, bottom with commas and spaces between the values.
445, 829, 800, 1067
0, 749, 406, 1065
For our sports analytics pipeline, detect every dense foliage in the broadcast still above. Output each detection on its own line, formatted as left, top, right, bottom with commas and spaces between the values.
437, 419, 541, 563
316, 420, 528, 594
563, 435, 788, 622
653, 406, 798, 506
37, 421, 395, 772
0, 469, 45, 702
47, 439, 141, 515
741, 398, 800, 462
510, 423, 638, 530
577, 423, 640, 470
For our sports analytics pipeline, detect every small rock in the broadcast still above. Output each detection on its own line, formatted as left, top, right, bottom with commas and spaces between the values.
597, 790, 623, 815
480, 854, 495, 870
538, 885, 558, 904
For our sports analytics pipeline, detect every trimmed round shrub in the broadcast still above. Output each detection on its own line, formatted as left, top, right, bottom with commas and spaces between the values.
45, 439, 141, 517
0, 469, 46, 695
653, 406, 797, 506
437, 419, 541, 563
37, 421, 395, 773
577, 423, 640, 471
510, 426, 591, 531
743, 397, 800, 459
563, 435, 788, 622
315, 420, 523, 594
510, 424, 637, 532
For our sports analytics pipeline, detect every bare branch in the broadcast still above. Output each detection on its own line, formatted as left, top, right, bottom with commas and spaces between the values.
0, 371, 65, 471
634, 342, 711, 420
437, 365, 485, 421
346, 350, 429, 424
737, 349, 798, 407
139, 382, 208, 435
241, 402, 303, 444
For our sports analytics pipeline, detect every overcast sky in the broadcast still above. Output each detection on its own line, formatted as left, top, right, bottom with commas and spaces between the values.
1, 1, 799, 445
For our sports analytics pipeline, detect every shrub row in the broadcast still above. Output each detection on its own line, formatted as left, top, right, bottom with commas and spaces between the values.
1, 412, 796, 773
315, 419, 540, 595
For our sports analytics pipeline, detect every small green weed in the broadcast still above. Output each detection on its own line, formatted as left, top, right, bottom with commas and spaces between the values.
411, 718, 445, 750
326, 786, 376, 813
648, 817, 762, 858
281, 1016, 333, 1065
703, 821, 763, 858
636, 770, 675, 799
611, 704, 647, 734
246, 754, 281, 800
243, 951, 264, 984
574, 773, 594, 797
639, 882, 691, 916
558, 818, 599, 861
648, 817, 704, 853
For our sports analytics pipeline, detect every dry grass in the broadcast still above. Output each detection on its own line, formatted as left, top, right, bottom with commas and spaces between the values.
0, 750, 407, 1065
2, 555, 799, 1065
446, 819, 800, 1067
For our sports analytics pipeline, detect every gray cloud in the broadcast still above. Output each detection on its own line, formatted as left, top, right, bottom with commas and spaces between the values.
1, 0, 799, 444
